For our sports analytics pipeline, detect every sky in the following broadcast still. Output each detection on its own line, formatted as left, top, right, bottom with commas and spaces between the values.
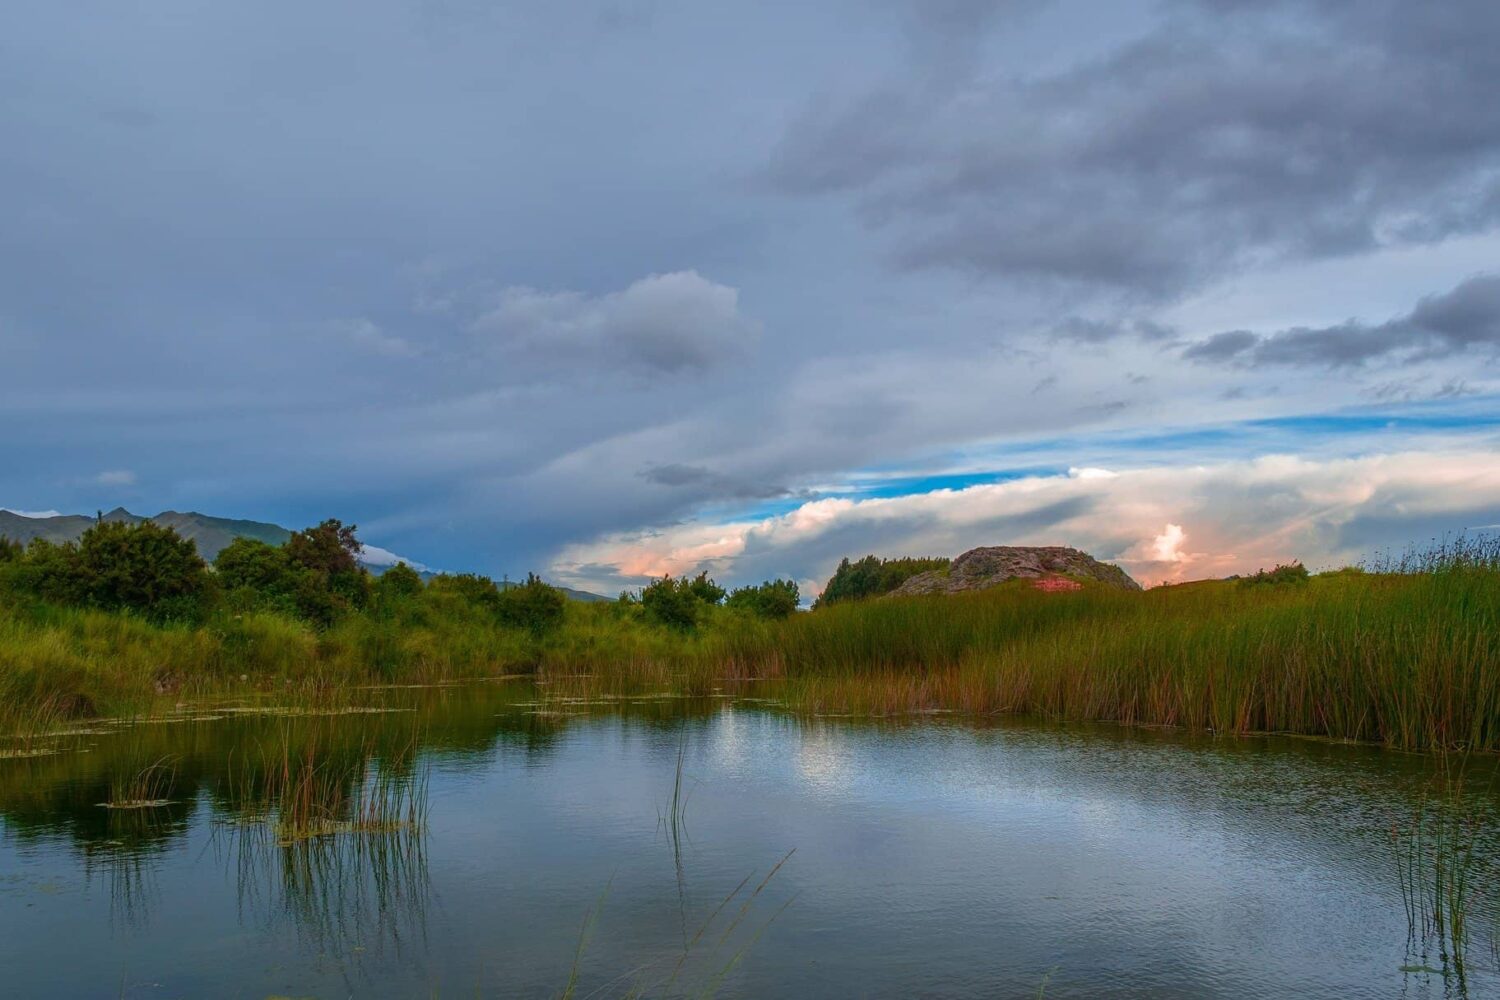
3, 0, 1500, 595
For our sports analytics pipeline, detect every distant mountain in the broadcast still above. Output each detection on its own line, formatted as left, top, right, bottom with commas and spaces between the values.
0, 507, 610, 602
0, 507, 288, 560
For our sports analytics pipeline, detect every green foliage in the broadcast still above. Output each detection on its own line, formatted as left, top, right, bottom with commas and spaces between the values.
426, 572, 502, 612
1, 538, 89, 606
814, 554, 950, 607
684, 571, 726, 605
0, 537, 21, 563
286, 518, 369, 611
374, 563, 425, 602
1237, 562, 1310, 587
725, 578, 800, 618
214, 537, 335, 625
495, 573, 567, 636
1, 520, 214, 621
639, 573, 725, 631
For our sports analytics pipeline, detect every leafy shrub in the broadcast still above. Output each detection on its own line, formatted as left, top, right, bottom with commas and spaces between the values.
814, 555, 950, 607
1238, 562, 1310, 587
684, 571, 726, 605
641, 574, 709, 631
285, 519, 369, 610
725, 578, 800, 618
427, 572, 503, 612
0, 537, 21, 563
72, 520, 213, 620
495, 573, 567, 636
374, 562, 424, 601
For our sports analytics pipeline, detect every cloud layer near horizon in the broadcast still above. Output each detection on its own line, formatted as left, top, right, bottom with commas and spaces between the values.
552, 449, 1500, 594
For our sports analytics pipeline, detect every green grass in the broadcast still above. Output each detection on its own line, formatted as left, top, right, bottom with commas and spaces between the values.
3, 556, 1500, 753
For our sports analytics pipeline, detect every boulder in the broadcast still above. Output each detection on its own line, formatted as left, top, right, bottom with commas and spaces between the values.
889, 545, 1140, 596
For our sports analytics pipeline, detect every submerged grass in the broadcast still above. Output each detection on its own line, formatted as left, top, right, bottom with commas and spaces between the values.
1391, 756, 1500, 986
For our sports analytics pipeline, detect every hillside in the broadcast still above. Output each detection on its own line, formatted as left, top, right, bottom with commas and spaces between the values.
0, 508, 608, 601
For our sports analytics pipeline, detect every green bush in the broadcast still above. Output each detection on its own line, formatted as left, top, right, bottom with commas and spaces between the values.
427, 572, 503, 612
495, 573, 567, 636
374, 562, 425, 602
1238, 562, 1310, 587
639, 572, 726, 630
285, 519, 369, 610
814, 554, 949, 606
726, 578, 800, 618
8, 520, 217, 621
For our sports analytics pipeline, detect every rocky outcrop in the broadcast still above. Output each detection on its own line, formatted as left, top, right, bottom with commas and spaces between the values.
889, 545, 1141, 596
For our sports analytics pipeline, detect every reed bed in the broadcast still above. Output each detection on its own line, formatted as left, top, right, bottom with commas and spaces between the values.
2, 544, 1498, 752
698, 569, 1500, 751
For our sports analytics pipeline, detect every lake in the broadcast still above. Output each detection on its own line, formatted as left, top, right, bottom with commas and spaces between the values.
1, 682, 1495, 998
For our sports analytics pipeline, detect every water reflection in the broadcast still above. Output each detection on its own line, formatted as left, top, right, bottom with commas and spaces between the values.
1, 682, 1498, 998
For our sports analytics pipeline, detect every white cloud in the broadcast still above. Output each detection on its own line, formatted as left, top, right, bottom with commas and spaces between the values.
332, 318, 418, 358
1, 508, 63, 519
550, 449, 1500, 593
95, 470, 137, 487
470, 270, 759, 374
357, 543, 433, 573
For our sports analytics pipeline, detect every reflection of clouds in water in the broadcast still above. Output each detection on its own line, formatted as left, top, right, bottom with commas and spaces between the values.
794, 724, 856, 795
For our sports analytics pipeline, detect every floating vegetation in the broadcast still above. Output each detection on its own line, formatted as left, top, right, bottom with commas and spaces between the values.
0, 746, 61, 760
220, 706, 415, 718
103, 756, 178, 810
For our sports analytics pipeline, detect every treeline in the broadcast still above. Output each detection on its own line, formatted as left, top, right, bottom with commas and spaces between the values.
813, 554, 950, 607
619, 572, 799, 630
0, 518, 801, 635
0, 517, 573, 633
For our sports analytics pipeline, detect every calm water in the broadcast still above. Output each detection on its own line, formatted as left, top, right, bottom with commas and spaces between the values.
1, 683, 1497, 999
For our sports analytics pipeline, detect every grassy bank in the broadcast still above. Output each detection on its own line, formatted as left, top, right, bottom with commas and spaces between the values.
2, 561, 1499, 751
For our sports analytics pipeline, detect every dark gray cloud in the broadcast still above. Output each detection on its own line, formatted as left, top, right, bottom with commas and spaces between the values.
1183, 274, 1500, 367
767, 1, 1500, 296
640, 463, 798, 501
464, 271, 758, 376
1053, 317, 1175, 344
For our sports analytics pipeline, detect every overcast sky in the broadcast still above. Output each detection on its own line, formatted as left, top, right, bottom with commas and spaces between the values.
4, 0, 1499, 594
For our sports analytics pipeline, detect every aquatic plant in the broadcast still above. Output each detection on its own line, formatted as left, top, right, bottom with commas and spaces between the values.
1392, 757, 1499, 986
103, 755, 178, 809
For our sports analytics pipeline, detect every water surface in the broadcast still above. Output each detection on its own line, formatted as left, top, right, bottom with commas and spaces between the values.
1, 683, 1495, 998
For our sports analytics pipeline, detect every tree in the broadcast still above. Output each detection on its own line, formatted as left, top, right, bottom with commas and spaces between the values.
685, 571, 726, 605
0, 537, 21, 563
215, 537, 299, 593
214, 535, 340, 625
286, 519, 361, 576
73, 520, 212, 619
3, 538, 89, 606
495, 573, 567, 636
427, 572, 503, 612
814, 554, 950, 607
285, 519, 369, 611
374, 562, 424, 601
725, 578, 800, 618
639, 572, 724, 630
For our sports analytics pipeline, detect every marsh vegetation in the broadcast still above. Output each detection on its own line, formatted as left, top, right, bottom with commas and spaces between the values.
2, 522, 1500, 754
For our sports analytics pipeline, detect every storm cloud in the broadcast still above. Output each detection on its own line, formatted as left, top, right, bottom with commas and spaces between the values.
1183, 274, 1500, 367
768, 1, 1500, 296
